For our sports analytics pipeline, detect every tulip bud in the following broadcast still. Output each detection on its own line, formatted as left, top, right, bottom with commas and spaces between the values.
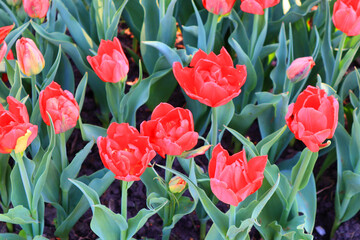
169, 176, 187, 193
23, 0, 49, 19
6, 0, 21, 7
286, 57, 315, 83
16, 37, 45, 77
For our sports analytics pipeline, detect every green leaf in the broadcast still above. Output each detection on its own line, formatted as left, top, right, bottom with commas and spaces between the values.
0, 233, 26, 240
256, 125, 287, 156
75, 73, 88, 112
224, 126, 258, 158
68, 178, 101, 207
78, 118, 107, 142
343, 171, 360, 198
270, 24, 287, 94
42, 45, 63, 88
142, 41, 182, 66
190, 0, 206, 51
105, 0, 129, 40
0, 205, 37, 224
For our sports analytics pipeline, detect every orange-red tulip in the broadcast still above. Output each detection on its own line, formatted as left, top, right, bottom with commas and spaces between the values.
97, 122, 156, 181
285, 86, 339, 152
209, 144, 267, 206
286, 57, 315, 83
173, 47, 247, 108
0, 24, 14, 44
0, 42, 6, 63
39, 82, 80, 134
23, 0, 49, 18
0, 96, 38, 154
240, 0, 280, 15
16, 37, 45, 76
202, 0, 236, 15
140, 103, 199, 158
332, 0, 360, 36
87, 37, 129, 83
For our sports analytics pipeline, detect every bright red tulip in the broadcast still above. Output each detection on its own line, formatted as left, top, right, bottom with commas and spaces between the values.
0, 42, 6, 63
39, 82, 80, 134
16, 37, 45, 76
23, 0, 50, 18
87, 37, 129, 83
286, 57, 315, 83
173, 47, 247, 108
0, 24, 14, 44
332, 0, 360, 36
209, 144, 267, 206
140, 102, 199, 158
240, 0, 280, 15
202, 0, 236, 15
0, 96, 38, 154
97, 122, 156, 181
285, 86, 339, 152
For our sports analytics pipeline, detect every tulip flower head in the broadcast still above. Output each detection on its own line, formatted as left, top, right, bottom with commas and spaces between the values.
285, 86, 339, 152
209, 144, 267, 206
286, 57, 315, 83
0, 96, 38, 154
332, 0, 360, 36
23, 0, 50, 19
202, 0, 236, 15
140, 102, 199, 158
97, 122, 156, 181
173, 47, 247, 108
87, 37, 129, 83
16, 37, 45, 77
240, 0, 281, 15
169, 176, 187, 193
0, 24, 14, 44
39, 82, 80, 134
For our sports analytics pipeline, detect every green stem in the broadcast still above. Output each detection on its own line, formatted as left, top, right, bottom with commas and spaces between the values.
210, 107, 218, 155
31, 75, 37, 109
330, 217, 340, 239
106, 80, 126, 123
200, 219, 207, 240
121, 181, 128, 240
280, 149, 313, 225
15, 153, 32, 209
229, 205, 237, 227
250, 14, 259, 59
59, 132, 69, 215
332, 33, 347, 87
206, 13, 219, 53
163, 155, 176, 230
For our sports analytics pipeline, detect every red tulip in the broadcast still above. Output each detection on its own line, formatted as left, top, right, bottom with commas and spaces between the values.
140, 102, 199, 158
0, 24, 14, 44
97, 122, 156, 181
0, 96, 38, 154
87, 37, 129, 83
16, 37, 45, 76
202, 0, 236, 15
0, 42, 6, 63
23, 0, 50, 19
39, 82, 80, 134
286, 57, 315, 83
209, 144, 267, 206
240, 0, 280, 15
173, 47, 247, 108
332, 0, 360, 36
285, 86, 339, 152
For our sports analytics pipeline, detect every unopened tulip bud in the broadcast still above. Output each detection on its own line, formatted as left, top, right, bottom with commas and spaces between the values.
16, 38, 45, 77
286, 57, 315, 83
169, 176, 187, 193
23, 0, 49, 19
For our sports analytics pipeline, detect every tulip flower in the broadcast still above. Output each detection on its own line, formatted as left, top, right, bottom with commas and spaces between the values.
169, 176, 187, 193
87, 37, 129, 83
332, 0, 360, 36
16, 37, 45, 77
23, 0, 49, 19
173, 47, 247, 108
97, 122, 156, 181
0, 96, 38, 154
0, 24, 14, 44
209, 144, 267, 206
240, 0, 280, 15
285, 86, 339, 152
140, 102, 199, 158
202, 0, 236, 15
286, 57, 315, 83
39, 82, 80, 134
0, 42, 7, 63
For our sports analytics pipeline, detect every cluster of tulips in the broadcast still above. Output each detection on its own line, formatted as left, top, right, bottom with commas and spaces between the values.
0, 0, 360, 239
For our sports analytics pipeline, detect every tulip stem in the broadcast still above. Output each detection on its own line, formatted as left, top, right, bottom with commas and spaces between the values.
229, 205, 237, 227
59, 132, 69, 215
31, 75, 37, 108
14, 152, 32, 210
200, 219, 207, 240
280, 148, 315, 225
210, 107, 218, 154
206, 13, 219, 53
332, 33, 347, 87
121, 180, 128, 240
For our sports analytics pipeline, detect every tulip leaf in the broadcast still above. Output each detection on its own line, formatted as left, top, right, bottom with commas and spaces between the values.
9, 62, 22, 100
157, 164, 229, 238
228, 9, 250, 55
60, 140, 94, 191
158, 0, 177, 47
42, 45, 63, 88
191, 0, 206, 51
0, 154, 11, 208
78, 117, 107, 142
224, 126, 258, 158
272, 0, 320, 24
75, 73, 88, 112
0, 1, 19, 26
143, 41, 182, 67
4, 22, 30, 55
126, 193, 168, 239
33, 236, 49, 240
0, 205, 37, 224
0, 233, 26, 240
105, 0, 128, 40
256, 125, 287, 156
68, 178, 101, 207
